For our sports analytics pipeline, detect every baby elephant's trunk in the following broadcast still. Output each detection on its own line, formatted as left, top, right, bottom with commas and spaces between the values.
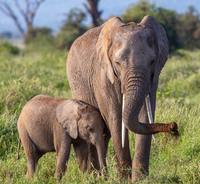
96, 138, 106, 172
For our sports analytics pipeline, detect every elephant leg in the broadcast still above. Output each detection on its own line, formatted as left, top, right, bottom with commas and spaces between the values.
132, 135, 152, 181
19, 128, 38, 178
132, 84, 157, 182
89, 125, 110, 171
104, 128, 111, 168
109, 116, 132, 177
55, 139, 71, 180
89, 145, 100, 170
73, 139, 89, 172
26, 158, 35, 178
25, 148, 43, 178
132, 103, 153, 181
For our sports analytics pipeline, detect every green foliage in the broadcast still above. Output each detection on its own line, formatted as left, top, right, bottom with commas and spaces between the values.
0, 48, 200, 183
0, 40, 20, 55
158, 49, 200, 104
0, 48, 70, 162
55, 8, 87, 50
178, 6, 200, 48
155, 8, 180, 51
122, 0, 180, 51
25, 27, 54, 51
122, 1, 200, 51
123, 0, 156, 22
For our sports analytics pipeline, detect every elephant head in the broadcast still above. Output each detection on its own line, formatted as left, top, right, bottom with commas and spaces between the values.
96, 16, 177, 143
56, 100, 106, 170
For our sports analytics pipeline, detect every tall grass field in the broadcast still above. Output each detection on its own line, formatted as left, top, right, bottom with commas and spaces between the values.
0, 46, 200, 183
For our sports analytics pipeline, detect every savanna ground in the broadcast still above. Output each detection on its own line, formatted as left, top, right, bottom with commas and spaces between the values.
0, 44, 200, 184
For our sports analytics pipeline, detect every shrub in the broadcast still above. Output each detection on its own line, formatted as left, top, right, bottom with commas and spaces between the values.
0, 40, 20, 55
24, 27, 54, 52
122, 0, 180, 52
25, 27, 53, 44
55, 8, 87, 50
122, 0, 200, 51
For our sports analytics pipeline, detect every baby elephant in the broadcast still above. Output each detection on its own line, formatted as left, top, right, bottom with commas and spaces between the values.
17, 95, 106, 179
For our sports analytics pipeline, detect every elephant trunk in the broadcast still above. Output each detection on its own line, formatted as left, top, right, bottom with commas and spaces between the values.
122, 67, 177, 135
96, 138, 106, 171
122, 67, 148, 133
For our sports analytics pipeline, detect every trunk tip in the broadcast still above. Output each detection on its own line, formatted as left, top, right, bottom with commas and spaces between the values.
168, 122, 179, 137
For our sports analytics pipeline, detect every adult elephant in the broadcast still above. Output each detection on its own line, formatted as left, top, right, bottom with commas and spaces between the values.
67, 16, 175, 181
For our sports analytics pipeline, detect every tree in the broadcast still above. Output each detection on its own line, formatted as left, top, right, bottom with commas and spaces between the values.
178, 6, 200, 48
55, 8, 87, 49
155, 7, 180, 51
0, 0, 45, 41
122, 0, 180, 51
25, 27, 53, 45
122, 0, 156, 23
84, 0, 102, 27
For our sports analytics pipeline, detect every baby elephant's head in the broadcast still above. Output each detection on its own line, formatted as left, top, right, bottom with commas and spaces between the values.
56, 100, 106, 170
77, 105, 104, 146
77, 104, 106, 170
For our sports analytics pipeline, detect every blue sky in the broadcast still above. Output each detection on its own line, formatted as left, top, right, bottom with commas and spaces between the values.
0, 0, 200, 35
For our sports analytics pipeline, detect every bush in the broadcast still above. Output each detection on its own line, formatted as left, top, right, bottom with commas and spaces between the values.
24, 27, 54, 52
55, 8, 87, 50
25, 27, 53, 44
122, 0, 180, 51
123, 0, 156, 22
177, 6, 200, 48
0, 40, 20, 55
122, 0, 200, 51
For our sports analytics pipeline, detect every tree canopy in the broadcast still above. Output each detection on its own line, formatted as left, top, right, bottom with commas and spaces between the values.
122, 0, 200, 51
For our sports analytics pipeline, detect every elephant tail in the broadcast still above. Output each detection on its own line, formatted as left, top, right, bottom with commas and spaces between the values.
16, 137, 21, 160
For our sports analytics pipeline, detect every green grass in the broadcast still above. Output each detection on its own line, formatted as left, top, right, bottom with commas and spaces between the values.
0, 47, 200, 183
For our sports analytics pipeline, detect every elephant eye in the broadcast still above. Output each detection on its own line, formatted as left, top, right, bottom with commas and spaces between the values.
115, 58, 122, 65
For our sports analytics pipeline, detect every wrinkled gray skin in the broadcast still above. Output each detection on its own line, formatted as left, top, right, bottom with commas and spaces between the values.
67, 16, 169, 181
17, 95, 106, 179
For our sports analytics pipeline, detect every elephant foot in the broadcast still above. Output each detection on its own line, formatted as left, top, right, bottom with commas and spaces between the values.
25, 172, 34, 180
118, 168, 131, 180
131, 167, 148, 182
116, 159, 132, 179
93, 167, 108, 180
132, 160, 149, 182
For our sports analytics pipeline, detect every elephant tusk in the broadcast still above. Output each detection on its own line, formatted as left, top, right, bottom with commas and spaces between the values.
122, 95, 126, 148
122, 94, 155, 148
145, 94, 155, 140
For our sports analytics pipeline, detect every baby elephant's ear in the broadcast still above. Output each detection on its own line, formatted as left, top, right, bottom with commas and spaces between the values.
56, 101, 80, 139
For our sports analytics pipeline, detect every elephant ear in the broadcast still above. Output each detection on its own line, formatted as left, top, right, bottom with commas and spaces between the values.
140, 16, 169, 83
56, 100, 81, 139
96, 17, 124, 84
